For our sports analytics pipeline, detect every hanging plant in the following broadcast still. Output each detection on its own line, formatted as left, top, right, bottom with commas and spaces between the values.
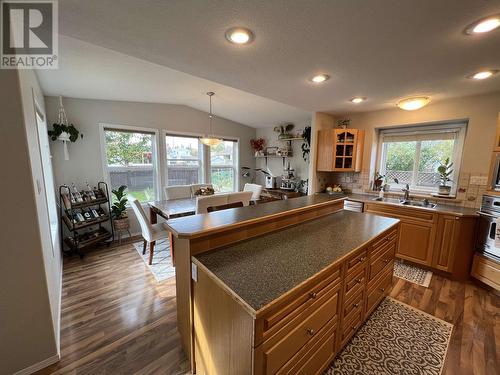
301, 126, 311, 162
48, 123, 81, 142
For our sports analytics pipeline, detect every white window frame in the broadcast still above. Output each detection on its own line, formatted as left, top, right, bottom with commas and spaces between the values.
208, 138, 240, 193
164, 131, 205, 188
375, 120, 467, 195
99, 123, 161, 203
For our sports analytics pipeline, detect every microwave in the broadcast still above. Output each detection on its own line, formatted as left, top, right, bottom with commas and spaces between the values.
492, 153, 500, 191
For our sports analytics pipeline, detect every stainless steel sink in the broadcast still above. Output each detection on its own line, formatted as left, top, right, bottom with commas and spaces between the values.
400, 200, 437, 208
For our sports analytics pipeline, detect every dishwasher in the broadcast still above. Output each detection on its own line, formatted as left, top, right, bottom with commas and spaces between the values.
344, 200, 364, 212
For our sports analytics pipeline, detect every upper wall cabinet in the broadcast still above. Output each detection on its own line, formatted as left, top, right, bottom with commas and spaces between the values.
494, 113, 500, 152
316, 129, 365, 172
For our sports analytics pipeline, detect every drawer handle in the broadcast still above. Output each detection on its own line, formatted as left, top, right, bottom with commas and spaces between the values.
306, 328, 315, 336
352, 325, 358, 331
355, 278, 362, 284
379, 288, 385, 292
359, 256, 366, 263
385, 237, 390, 242
309, 292, 317, 299
353, 303, 359, 308
382, 259, 390, 264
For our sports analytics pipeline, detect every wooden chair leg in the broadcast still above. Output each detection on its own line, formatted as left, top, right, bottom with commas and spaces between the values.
148, 241, 155, 265
142, 239, 147, 255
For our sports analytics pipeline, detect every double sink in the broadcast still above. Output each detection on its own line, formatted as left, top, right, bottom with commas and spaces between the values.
371, 196, 437, 209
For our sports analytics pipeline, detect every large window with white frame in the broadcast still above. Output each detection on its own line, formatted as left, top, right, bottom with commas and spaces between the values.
377, 121, 467, 195
165, 134, 203, 186
209, 139, 238, 192
102, 126, 158, 202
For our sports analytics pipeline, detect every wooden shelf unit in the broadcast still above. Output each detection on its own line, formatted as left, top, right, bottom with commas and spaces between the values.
316, 129, 365, 172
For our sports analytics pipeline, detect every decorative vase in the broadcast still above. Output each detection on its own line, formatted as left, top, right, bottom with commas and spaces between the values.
438, 185, 451, 195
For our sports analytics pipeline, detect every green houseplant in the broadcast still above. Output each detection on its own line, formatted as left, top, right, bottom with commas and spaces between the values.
48, 123, 82, 142
437, 157, 453, 195
111, 185, 129, 231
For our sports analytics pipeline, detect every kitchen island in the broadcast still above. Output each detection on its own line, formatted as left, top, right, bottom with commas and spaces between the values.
188, 210, 399, 374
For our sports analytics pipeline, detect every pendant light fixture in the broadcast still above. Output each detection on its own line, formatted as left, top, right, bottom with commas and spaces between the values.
200, 92, 222, 146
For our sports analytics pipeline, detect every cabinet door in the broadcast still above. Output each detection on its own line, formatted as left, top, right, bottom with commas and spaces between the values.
316, 130, 334, 171
432, 215, 458, 272
396, 221, 434, 266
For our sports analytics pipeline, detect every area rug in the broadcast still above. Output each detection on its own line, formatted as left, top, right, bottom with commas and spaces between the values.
393, 259, 433, 287
326, 297, 453, 375
133, 239, 175, 282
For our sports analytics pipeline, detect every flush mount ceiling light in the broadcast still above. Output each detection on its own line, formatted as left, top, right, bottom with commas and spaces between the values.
467, 69, 499, 80
465, 15, 500, 34
310, 74, 330, 83
350, 97, 366, 104
396, 96, 431, 111
200, 92, 222, 146
225, 27, 254, 44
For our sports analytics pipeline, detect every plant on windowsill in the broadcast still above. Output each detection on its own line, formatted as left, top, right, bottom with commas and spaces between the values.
437, 157, 453, 195
111, 185, 129, 231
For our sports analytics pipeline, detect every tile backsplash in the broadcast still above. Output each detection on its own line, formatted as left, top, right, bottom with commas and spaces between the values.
316, 170, 488, 209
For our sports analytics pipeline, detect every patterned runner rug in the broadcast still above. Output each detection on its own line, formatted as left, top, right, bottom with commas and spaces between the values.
393, 259, 433, 287
133, 239, 175, 282
326, 297, 453, 375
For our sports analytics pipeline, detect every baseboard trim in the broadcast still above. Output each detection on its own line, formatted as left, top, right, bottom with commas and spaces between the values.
13, 354, 60, 375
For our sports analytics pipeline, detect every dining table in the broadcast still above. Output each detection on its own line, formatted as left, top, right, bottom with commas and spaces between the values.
148, 198, 197, 224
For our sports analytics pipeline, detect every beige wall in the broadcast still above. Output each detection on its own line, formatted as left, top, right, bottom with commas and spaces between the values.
0, 70, 59, 374
44, 97, 256, 233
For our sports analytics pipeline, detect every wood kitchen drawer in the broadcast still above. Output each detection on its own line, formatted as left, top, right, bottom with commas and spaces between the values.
342, 288, 364, 319
365, 266, 393, 319
346, 249, 368, 274
345, 266, 366, 301
365, 203, 437, 223
372, 229, 398, 253
471, 254, 500, 291
254, 288, 339, 375
340, 308, 363, 348
369, 243, 395, 282
255, 267, 341, 346
276, 318, 337, 375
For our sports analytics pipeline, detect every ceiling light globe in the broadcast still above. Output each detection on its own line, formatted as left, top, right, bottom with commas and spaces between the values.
310, 74, 329, 83
472, 18, 500, 33
397, 97, 430, 111
350, 97, 366, 104
225, 28, 254, 44
472, 71, 493, 80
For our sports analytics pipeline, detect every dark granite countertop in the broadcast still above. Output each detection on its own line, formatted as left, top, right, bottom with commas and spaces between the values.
165, 194, 346, 238
192, 210, 399, 315
345, 193, 478, 217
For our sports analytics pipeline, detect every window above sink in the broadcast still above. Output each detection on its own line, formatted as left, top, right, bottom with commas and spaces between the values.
376, 121, 467, 196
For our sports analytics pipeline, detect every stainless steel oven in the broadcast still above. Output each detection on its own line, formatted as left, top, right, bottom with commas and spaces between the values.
476, 195, 500, 260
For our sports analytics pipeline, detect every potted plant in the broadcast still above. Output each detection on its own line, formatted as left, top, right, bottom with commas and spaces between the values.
301, 126, 311, 162
111, 185, 129, 231
437, 158, 453, 195
250, 138, 266, 156
274, 123, 294, 140
48, 123, 82, 142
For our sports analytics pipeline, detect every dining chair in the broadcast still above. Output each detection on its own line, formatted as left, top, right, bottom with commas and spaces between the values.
129, 198, 170, 265
227, 191, 253, 206
243, 183, 263, 200
164, 185, 192, 200
195, 194, 228, 214
207, 202, 244, 212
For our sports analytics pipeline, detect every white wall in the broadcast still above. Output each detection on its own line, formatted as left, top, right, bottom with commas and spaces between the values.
255, 123, 311, 188
0, 70, 59, 374
44, 97, 256, 232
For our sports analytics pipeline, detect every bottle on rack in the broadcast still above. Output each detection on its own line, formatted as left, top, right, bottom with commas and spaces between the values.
86, 181, 97, 200
71, 183, 84, 203
93, 186, 102, 199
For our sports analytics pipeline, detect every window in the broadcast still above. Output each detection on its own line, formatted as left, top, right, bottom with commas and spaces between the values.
103, 128, 157, 202
377, 122, 466, 194
210, 140, 238, 192
166, 134, 203, 186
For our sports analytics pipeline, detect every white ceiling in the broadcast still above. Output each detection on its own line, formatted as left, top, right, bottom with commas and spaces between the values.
41, 0, 500, 126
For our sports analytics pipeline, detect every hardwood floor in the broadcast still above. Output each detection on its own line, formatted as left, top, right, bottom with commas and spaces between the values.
37, 243, 498, 375
35, 243, 189, 375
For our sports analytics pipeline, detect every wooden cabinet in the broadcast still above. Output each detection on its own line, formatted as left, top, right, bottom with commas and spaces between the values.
471, 254, 500, 291
364, 202, 477, 279
316, 129, 364, 172
193, 226, 399, 375
494, 113, 500, 152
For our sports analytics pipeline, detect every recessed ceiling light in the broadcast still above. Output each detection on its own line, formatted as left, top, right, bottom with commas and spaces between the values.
350, 97, 366, 104
310, 74, 330, 83
467, 69, 499, 80
225, 27, 254, 44
397, 97, 431, 111
465, 15, 500, 34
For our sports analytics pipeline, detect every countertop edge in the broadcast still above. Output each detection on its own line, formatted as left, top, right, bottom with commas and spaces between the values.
167, 196, 346, 238
193, 219, 400, 318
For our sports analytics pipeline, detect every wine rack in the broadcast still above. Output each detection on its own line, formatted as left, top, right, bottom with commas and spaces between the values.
59, 181, 114, 258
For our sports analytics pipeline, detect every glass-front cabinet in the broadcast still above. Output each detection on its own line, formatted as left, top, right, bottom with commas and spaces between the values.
316, 128, 365, 172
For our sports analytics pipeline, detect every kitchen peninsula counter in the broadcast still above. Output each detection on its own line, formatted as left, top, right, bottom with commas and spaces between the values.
193, 210, 399, 314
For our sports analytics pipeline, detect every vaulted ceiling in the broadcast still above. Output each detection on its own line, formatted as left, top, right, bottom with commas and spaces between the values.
39, 0, 500, 127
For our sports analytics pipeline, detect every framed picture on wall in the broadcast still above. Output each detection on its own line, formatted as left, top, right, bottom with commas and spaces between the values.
266, 147, 278, 156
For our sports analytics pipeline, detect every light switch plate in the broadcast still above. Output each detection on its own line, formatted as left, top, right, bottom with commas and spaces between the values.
191, 263, 198, 282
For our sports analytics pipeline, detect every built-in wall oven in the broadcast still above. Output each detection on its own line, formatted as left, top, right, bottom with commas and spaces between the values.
476, 195, 500, 261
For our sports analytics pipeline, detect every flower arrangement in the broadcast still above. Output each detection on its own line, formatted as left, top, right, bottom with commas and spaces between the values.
250, 138, 266, 156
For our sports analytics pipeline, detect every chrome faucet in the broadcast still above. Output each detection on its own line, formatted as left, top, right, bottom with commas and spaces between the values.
402, 184, 410, 202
